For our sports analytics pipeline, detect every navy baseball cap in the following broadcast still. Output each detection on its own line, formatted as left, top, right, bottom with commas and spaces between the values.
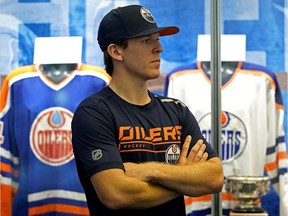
97, 5, 179, 52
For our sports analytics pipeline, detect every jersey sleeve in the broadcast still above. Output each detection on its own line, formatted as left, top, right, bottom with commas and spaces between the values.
263, 71, 288, 215
0, 70, 24, 216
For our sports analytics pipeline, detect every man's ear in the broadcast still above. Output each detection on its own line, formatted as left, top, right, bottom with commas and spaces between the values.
107, 44, 123, 61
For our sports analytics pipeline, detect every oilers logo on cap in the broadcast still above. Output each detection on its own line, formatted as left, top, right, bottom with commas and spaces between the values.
199, 111, 247, 163
140, 7, 156, 23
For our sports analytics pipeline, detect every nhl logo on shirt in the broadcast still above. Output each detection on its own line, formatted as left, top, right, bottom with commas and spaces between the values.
199, 111, 247, 163
165, 144, 181, 164
92, 149, 103, 160
30, 107, 74, 166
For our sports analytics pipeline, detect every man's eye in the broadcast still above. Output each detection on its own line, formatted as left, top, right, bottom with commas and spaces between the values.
143, 39, 151, 43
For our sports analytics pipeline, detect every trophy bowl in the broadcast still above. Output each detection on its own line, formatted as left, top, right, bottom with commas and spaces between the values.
225, 175, 270, 213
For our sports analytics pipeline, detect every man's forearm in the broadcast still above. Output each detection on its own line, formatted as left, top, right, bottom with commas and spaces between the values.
121, 178, 181, 209
91, 168, 180, 210
124, 137, 224, 197
148, 157, 224, 196
124, 157, 224, 197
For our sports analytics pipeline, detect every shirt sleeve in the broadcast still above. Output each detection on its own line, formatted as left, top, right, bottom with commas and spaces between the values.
72, 103, 124, 178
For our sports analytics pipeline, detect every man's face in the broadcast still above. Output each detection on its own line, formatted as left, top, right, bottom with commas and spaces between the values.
121, 33, 163, 81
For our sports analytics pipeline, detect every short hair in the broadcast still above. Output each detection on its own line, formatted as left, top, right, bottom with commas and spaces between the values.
104, 40, 128, 76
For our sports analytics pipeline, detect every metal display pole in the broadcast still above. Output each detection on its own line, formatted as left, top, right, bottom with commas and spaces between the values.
210, 0, 222, 215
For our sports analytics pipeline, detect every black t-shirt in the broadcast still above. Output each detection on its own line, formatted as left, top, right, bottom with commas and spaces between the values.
72, 86, 218, 216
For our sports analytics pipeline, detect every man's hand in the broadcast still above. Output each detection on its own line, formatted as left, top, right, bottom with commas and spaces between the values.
177, 135, 208, 165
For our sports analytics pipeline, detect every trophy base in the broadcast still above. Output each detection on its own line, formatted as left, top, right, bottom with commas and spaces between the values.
232, 207, 265, 213
230, 211, 268, 216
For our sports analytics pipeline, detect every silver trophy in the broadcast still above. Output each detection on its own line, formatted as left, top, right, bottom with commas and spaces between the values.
225, 175, 270, 213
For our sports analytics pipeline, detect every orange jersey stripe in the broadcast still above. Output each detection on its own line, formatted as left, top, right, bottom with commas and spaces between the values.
265, 151, 287, 171
1, 184, 13, 216
275, 102, 284, 110
28, 204, 89, 215
278, 151, 287, 160
185, 195, 212, 205
79, 64, 111, 80
0, 65, 37, 112
0, 162, 11, 173
185, 193, 238, 205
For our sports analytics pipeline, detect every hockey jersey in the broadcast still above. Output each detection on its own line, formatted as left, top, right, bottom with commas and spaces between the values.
164, 61, 288, 216
0, 64, 110, 216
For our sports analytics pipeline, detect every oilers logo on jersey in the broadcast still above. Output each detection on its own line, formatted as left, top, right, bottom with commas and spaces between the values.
198, 111, 247, 163
30, 107, 74, 166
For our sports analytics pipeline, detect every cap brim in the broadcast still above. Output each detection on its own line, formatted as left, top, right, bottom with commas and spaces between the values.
130, 26, 179, 39
159, 26, 179, 36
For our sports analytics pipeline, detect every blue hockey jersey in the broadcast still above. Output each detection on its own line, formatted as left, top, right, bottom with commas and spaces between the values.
0, 64, 110, 216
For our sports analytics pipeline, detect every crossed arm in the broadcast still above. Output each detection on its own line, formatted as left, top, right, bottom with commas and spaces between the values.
90, 136, 224, 209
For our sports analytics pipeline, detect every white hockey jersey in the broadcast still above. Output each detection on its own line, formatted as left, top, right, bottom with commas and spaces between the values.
164, 61, 288, 216
0, 64, 110, 216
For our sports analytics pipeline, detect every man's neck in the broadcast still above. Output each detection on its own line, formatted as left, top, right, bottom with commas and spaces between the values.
109, 79, 151, 106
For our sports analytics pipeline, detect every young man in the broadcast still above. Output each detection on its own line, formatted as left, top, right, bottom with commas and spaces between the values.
72, 4, 224, 216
